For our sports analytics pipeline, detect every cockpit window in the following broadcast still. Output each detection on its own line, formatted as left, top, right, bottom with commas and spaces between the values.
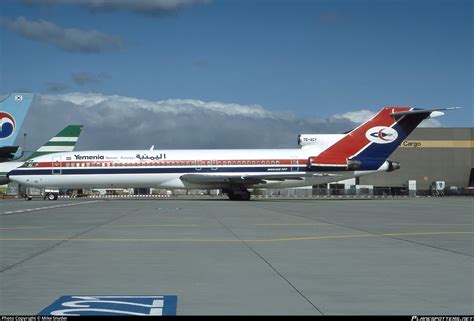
20, 161, 38, 168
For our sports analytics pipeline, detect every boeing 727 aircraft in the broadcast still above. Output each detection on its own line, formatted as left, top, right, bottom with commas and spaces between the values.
0, 93, 34, 162
8, 107, 453, 200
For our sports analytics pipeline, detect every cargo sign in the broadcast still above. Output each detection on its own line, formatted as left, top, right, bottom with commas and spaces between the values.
38, 295, 177, 316
400, 140, 474, 148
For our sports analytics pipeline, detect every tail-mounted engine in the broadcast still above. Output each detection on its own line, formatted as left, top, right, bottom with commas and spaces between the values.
307, 156, 361, 171
307, 156, 401, 172
385, 160, 401, 172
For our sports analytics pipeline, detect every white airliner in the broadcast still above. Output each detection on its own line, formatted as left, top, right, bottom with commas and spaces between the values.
8, 107, 453, 200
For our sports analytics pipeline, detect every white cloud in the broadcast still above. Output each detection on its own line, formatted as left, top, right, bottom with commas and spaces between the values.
18, 93, 443, 153
20, 93, 356, 151
332, 108, 442, 127
332, 109, 375, 124
71, 72, 111, 86
419, 118, 442, 127
41, 92, 278, 117
21, 0, 209, 15
0, 16, 122, 53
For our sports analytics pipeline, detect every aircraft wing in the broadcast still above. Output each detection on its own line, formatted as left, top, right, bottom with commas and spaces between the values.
180, 172, 340, 186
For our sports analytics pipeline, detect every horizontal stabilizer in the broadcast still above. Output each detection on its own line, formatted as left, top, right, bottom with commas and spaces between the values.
0, 146, 22, 162
391, 107, 460, 118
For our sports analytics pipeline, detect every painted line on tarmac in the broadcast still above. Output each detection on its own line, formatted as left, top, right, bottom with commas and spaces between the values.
0, 224, 200, 230
0, 231, 472, 243
0, 226, 47, 230
386, 223, 473, 226
256, 223, 330, 226
103, 224, 200, 228
0, 201, 102, 216
1, 223, 471, 231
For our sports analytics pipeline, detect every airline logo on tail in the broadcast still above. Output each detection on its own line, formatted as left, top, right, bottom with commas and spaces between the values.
0, 112, 16, 139
27, 125, 83, 160
365, 126, 398, 144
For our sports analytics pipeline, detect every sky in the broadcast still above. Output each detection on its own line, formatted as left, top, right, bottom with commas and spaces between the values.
0, 0, 472, 152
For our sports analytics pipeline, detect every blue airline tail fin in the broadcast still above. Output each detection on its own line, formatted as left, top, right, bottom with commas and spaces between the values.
0, 93, 34, 147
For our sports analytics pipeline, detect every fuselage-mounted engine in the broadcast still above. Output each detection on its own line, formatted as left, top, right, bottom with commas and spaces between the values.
307, 156, 361, 171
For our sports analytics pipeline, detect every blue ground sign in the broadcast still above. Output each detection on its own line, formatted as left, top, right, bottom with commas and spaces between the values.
38, 295, 177, 316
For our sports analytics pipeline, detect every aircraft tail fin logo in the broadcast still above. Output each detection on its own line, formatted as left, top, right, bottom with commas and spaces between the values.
0, 93, 34, 145
27, 125, 83, 160
0, 112, 16, 139
365, 126, 398, 144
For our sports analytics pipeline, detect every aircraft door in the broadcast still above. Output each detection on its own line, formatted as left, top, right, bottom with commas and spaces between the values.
52, 155, 62, 175
291, 157, 299, 172
195, 160, 202, 171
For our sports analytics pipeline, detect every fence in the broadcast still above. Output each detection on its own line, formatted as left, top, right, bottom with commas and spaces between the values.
2, 187, 473, 199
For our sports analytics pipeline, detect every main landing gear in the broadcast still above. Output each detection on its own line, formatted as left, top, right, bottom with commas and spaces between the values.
224, 188, 251, 201
45, 193, 58, 201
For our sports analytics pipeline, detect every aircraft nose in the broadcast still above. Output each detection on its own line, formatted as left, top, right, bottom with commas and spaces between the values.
6, 170, 20, 181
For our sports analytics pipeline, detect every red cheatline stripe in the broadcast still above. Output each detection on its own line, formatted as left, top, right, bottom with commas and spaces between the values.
31, 159, 308, 168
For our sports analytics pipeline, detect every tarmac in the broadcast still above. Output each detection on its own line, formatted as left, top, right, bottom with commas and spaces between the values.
0, 197, 473, 315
